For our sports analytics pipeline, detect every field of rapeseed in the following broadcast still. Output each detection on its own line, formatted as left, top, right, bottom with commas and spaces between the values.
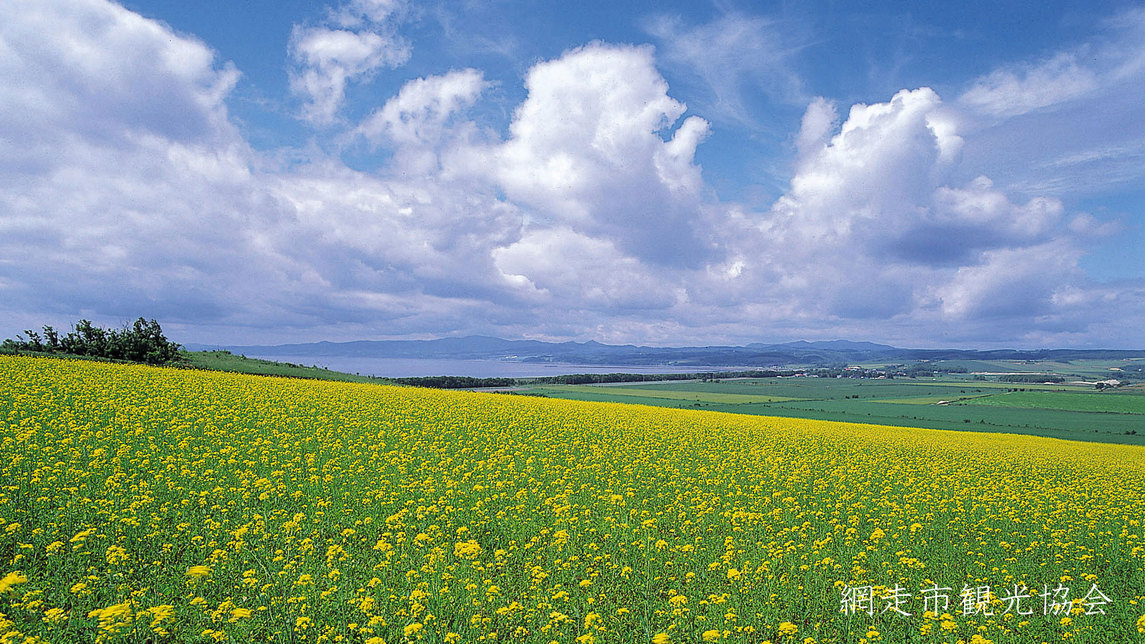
1, 355, 1143, 643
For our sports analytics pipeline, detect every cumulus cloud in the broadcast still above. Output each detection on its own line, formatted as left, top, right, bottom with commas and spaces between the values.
0, 0, 501, 342
484, 42, 713, 268
0, 0, 273, 328
0, 0, 239, 157
288, 1, 410, 125
930, 241, 1082, 320
354, 69, 489, 174
712, 87, 1102, 335
492, 229, 677, 310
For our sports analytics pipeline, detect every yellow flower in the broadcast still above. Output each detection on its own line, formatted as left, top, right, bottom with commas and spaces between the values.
43, 607, 68, 623
778, 621, 798, 636
147, 604, 175, 625
403, 622, 423, 636
88, 602, 133, 634
454, 540, 482, 559
652, 635, 671, 644
702, 630, 721, 641
0, 571, 28, 593
186, 565, 211, 578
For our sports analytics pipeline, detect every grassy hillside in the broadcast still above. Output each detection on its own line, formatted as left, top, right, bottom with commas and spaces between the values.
182, 350, 393, 385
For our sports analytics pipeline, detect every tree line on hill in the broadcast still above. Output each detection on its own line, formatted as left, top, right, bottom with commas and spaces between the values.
1, 318, 184, 366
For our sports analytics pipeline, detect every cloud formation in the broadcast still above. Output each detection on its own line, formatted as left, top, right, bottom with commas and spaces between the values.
956, 6, 1145, 198
0, 0, 1140, 348
288, 0, 410, 125
644, 11, 806, 126
487, 43, 713, 268
0, 0, 268, 330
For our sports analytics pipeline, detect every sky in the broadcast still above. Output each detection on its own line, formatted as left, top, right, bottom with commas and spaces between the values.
1, 0, 1144, 349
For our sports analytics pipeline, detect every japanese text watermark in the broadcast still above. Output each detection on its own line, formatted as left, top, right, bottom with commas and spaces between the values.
838, 582, 1113, 618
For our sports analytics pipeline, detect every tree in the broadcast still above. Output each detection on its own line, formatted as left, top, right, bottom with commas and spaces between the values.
2, 318, 184, 366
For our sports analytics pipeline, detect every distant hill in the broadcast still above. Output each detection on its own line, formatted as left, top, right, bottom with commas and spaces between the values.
185, 336, 1145, 368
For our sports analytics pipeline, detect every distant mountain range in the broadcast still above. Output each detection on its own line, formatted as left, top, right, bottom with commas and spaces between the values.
186, 336, 1145, 368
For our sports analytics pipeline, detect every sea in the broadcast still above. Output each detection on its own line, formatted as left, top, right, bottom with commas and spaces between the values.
243, 354, 745, 379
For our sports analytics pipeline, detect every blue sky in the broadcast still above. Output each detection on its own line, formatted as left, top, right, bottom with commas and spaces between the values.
1, 0, 1143, 348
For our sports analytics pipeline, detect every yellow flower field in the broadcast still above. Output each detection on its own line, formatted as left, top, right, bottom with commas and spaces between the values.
1, 355, 1143, 643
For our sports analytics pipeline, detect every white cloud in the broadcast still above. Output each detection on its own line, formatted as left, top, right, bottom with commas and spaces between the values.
794, 97, 837, 159
930, 241, 1082, 320
336, 0, 403, 27
492, 228, 677, 310
486, 42, 713, 267
358, 69, 487, 145
961, 52, 1099, 117
644, 11, 805, 126
774, 89, 963, 249
272, 162, 522, 299
0, 0, 240, 154
288, 1, 410, 125
354, 69, 489, 174
956, 7, 1145, 197
710, 88, 1100, 332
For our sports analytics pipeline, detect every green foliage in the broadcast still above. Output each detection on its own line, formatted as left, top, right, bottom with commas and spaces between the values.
1, 318, 184, 366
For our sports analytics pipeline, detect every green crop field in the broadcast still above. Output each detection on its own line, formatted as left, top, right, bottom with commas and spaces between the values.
518, 377, 1145, 445
963, 391, 1145, 414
